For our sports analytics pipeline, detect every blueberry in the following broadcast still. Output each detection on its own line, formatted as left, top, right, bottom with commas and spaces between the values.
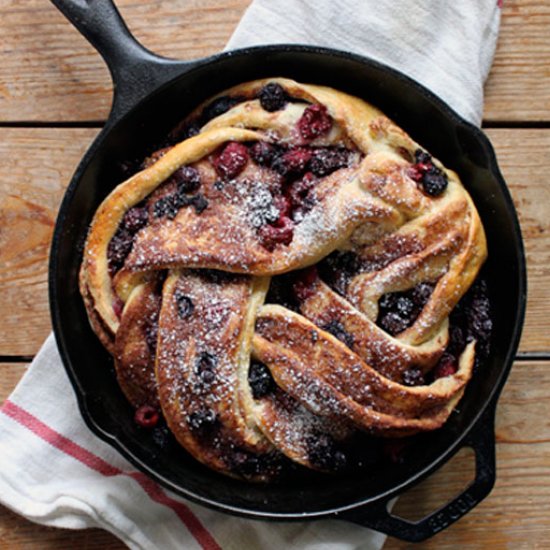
174, 291, 194, 319
396, 296, 415, 318
422, 168, 448, 197
250, 141, 278, 166
414, 149, 432, 164
378, 311, 408, 336
258, 83, 287, 112
173, 166, 201, 193
195, 352, 217, 378
248, 361, 276, 399
153, 195, 178, 219
122, 206, 148, 233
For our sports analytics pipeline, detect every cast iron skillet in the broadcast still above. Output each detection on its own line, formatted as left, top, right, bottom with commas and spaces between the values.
49, 0, 526, 542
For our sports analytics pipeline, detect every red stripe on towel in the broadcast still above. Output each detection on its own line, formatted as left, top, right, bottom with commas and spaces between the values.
0, 399, 221, 550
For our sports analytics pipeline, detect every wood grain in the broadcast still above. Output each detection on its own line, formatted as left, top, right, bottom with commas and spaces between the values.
0, 0, 251, 122
0, 127, 547, 356
385, 361, 550, 549
0, 0, 548, 122
484, 0, 550, 122
0, 128, 98, 355
1, 360, 548, 548
0, 364, 27, 404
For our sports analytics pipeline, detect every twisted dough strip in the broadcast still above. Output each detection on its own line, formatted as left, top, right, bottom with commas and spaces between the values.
80, 78, 487, 478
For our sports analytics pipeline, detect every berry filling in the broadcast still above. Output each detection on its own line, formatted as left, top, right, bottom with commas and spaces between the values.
306, 432, 347, 471
432, 353, 458, 379
310, 147, 350, 176
272, 147, 312, 177
195, 352, 217, 387
293, 266, 319, 301
297, 104, 333, 141
409, 149, 448, 197
187, 409, 219, 437
135, 405, 160, 428
214, 141, 249, 179
201, 95, 243, 124
376, 282, 435, 336
258, 215, 294, 250
248, 361, 277, 399
402, 367, 425, 387
170, 165, 201, 193
107, 205, 149, 275
258, 82, 288, 112
250, 141, 279, 166
321, 319, 354, 349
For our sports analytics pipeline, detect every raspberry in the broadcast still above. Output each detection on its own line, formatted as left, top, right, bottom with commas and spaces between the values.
214, 142, 249, 179
135, 405, 160, 428
288, 172, 317, 209
112, 297, 124, 319
272, 147, 312, 177
273, 194, 291, 217
293, 266, 318, 301
433, 353, 458, 379
297, 104, 332, 141
258, 215, 294, 250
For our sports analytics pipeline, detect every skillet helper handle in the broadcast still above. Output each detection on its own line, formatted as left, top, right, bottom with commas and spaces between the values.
341, 404, 497, 542
50, 0, 192, 123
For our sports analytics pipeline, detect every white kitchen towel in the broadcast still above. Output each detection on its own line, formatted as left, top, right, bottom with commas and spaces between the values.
0, 1, 501, 549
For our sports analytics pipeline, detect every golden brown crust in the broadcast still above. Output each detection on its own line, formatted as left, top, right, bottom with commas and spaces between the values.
113, 278, 161, 408
155, 270, 274, 479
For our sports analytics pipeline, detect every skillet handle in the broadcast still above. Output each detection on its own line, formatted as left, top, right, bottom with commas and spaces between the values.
50, 0, 194, 124
340, 404, 497, 542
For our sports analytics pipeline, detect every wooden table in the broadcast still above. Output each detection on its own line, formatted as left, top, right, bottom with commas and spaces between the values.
1, 1, 549, 547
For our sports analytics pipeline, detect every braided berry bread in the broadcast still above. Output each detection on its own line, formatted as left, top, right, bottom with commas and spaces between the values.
80, 78, 490, 479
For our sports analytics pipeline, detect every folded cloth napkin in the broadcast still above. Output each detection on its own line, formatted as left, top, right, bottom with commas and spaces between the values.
0, 1, 500, 548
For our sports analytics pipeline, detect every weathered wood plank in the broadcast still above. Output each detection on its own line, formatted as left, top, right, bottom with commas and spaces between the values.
1, 127, 547, 355
0, 0, 251, 122
0, 363, 27, 404
0, 128, 98, 355
484, 0, 550, 122
0, 503, 125, 549
0, 0, 548, 122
